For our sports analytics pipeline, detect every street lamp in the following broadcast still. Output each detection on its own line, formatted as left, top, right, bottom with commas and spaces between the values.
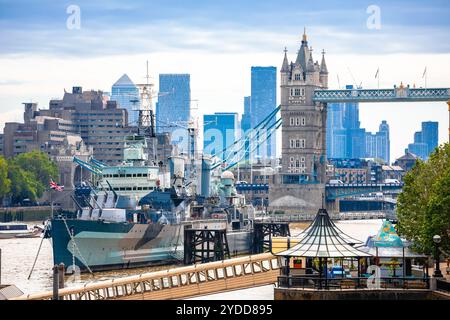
433, 235, 443, 278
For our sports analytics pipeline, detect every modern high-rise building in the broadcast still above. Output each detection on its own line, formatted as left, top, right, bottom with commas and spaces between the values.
421, 121, 439, 154
326, 85, 366, 159
203, 112, 239, 161
365, 120, 390, 164
250, 66, 277, 160
111, 74, 140, 126
406, 121, 438, 160
156, 74, 191, 138
241, 96, 252, 161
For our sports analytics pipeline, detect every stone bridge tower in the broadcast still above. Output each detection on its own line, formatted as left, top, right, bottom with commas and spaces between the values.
269, 30, 329, 213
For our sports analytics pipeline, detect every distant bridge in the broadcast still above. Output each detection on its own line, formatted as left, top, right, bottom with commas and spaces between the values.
325, 183, 403, 200
313, 86, 450, 143
235, 182, 403, 201
255, 210, 396, 223
313, 87, 450, 103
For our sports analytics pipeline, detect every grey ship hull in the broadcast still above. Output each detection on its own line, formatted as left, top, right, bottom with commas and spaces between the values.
51, 218, 252, 272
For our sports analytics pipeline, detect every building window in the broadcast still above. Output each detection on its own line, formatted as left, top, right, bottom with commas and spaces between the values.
295, 117, 300, 126
301, 117, 306, 126
301, 157, 305, 162
290, 117, 295, 126
294, 73, 301, 81
294, 88, 301, 96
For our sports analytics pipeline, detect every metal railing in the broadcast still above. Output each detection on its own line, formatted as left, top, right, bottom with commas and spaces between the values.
436, 279, 450, 293
277, 275, 430, 290
255, 211, 391, 223
12, 253, 281, 300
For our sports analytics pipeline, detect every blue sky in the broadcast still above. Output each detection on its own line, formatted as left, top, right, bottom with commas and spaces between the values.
0, 0, 449, 160
1, 0, 450, 56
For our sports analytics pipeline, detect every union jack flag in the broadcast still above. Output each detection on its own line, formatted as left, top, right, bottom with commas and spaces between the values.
50, 180, 64, 192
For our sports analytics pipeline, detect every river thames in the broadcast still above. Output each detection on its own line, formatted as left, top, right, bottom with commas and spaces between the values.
0, 219, 383, 298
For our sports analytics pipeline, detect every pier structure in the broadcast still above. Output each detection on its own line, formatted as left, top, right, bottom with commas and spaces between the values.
253, 222, 290, 254
183, 228, 231, 264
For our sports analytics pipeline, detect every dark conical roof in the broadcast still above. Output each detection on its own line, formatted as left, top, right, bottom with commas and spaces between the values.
295, 30, 310, 73
276, 209, 370, 258
320, 50, 328, 74
281, 49, 290, 73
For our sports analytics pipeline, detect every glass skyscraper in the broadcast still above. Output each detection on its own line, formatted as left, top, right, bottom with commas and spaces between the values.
203, 112, 239, 161
406, 121, 438, 160
111, 74, 140, 126
365, 120, 390, 164
156, 74, 191, 139
250, 66, 277, 160
326, 85, 366, 159
241, 96, 251, 161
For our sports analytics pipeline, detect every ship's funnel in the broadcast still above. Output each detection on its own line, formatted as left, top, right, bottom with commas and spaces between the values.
201, 157, 212, 197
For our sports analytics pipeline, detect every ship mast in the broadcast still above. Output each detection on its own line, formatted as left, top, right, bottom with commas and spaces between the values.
135, 61, 158, 162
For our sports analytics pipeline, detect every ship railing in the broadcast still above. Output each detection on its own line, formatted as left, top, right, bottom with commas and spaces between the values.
12, 253, 280, 300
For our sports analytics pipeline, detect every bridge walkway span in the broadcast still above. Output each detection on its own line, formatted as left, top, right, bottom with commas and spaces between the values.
12, 253, 280, 300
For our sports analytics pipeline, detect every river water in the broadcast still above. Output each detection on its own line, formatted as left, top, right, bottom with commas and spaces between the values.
0, 219, 383, 298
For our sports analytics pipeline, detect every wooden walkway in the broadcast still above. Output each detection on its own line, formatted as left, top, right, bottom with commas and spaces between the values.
12, 253, 280, 300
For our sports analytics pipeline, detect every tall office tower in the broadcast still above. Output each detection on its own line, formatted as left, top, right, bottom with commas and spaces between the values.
269, 30, 329, 213
326, 85, 366, 159
406, 121, 438, 160
365, 120, 390, 164
156, 74, 191, 138
111, 74, 140, 126
326, 103, 346, 158
250, 66, 277, 160
203, 112, 239, 161
241, 96, 252, 161
421, 121, 438, 154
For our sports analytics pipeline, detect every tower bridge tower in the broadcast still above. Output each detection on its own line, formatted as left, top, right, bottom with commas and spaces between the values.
270, 30, 329, 213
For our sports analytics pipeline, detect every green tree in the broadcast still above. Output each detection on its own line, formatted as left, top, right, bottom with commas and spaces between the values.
397, 143, 450, 254
12, 150, 59, 198
0, 156, 11, 201
8, 162, 39, 203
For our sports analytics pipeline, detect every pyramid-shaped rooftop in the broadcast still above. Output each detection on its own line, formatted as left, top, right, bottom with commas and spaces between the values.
276, 208, 371, 258
113, 74, 136, 87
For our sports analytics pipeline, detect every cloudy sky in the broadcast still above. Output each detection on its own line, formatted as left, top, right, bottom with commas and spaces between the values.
0, 0, 449, 161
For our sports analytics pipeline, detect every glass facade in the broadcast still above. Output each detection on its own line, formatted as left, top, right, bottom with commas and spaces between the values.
406, 121, 438, 160
241, 96, 251, 161
326, 85, 366, 159
111, 74, 140, 126
250, 66, 277, 160
203, 112, 239, 161
365, 120, 390, 164
156, 74, 191, 139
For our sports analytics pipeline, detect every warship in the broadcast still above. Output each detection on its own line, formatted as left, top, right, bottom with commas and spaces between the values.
47, 134, 256, 272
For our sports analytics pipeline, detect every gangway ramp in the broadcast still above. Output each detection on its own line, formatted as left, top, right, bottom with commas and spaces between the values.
12, 253, 280, 300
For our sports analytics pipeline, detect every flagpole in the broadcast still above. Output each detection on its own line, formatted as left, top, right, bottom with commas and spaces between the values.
425, 68, 427, 89
50, 189, 53, 217
378, 68, 380, 90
